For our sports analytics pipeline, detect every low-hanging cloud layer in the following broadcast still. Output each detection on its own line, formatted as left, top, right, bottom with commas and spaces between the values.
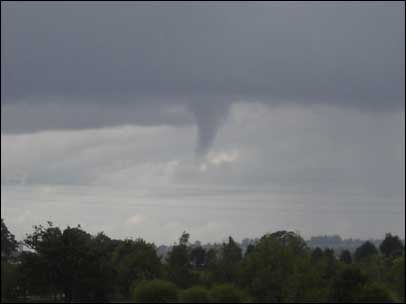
1, 2, 404, 154
1, 2, 405, 242
2, 104, 405, 242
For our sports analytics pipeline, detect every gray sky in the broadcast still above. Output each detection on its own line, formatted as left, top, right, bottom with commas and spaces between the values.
1, 2, 404, 243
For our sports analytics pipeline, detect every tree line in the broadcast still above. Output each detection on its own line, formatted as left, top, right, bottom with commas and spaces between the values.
1, 218, 405, 303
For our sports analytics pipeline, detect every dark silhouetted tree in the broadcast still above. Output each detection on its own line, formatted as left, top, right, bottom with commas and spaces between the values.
311, 247, 324, 263
245, 244, 255, 256
329, 266, 368, 302
216, 237, 242, 283
240, 231, 319, 302
112, 238, 162, 297
166, 232, 195, 288
339, 250, 352, 264
380, 233, 404, 258
190, 246, 207, 268
1, 260, 20, 300
1, 219, 18, 259
354, 241, 378, 261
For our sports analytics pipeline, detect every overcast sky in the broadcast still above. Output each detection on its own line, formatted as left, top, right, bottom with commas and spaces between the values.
1, 1, 404, 244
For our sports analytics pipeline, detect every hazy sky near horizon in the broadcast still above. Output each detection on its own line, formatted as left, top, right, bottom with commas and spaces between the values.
1, 2, 405, 243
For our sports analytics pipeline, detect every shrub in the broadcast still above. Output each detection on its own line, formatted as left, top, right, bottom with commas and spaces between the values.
389, 255, 405, 301
132, 280, 178, 303
209, 284, 244, 303
1, 260, 20, 300
357, 283, 394, 303
329, 266, 368, 302
179, 286, 209, 303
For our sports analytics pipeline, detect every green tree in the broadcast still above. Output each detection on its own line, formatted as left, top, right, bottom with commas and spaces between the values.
354, 241, 378, 261
388, 255, 405, 301
357, 254, 389, 289
132, 280, 178, 303
323, 248, 335, 260
1, 220, 21, 301
206, 248, 219, 272
240, 231, 318, 302
200, 248, 220, 286
311, 247, 324, 263
310, 248, 342, 293
329, 266, 368, 302
379, 233, 404, 258
190, 246, 207, 268
24, 222, 65, 299
18, 251, 50, 298
59, 226, 95, 301
339, 250, 352, 264
24, 222, 116, 302
245, 244, 255, 256
179, 232, 190, 247
1, 260, 20, 300
179, 286, 209, 303
166, 232, 195, 288
84, 232, 118, 301
4, 218, 403, 303
1, 219, 18, 260
112, 238, 162, 297
215, 237, 242, 283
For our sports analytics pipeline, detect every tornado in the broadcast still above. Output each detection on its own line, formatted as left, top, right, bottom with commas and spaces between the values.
189, 98, 232, 157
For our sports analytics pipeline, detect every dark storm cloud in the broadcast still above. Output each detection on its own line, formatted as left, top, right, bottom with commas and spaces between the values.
1, 2, 404, 152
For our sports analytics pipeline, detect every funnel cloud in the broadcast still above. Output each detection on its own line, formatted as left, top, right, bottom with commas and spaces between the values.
190, 99, 232, 156
1, 2, 404, 156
